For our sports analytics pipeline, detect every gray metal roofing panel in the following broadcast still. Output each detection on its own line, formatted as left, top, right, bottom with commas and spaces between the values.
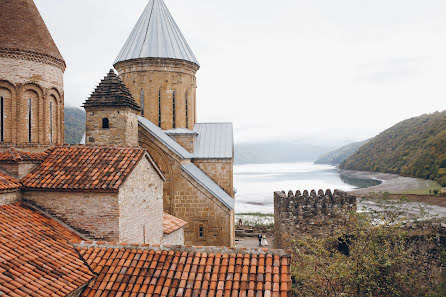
114, 0, 199, 66
181, 163, 234, 209
193, 123, 233, 159
165, 128, 197, 135
138, 116, 193, 159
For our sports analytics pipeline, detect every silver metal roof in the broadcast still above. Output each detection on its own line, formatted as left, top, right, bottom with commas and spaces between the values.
138, 116, 193, 159
165, 128, 198, 136
114, 0, 199, 66
181, 163, 234, 209
193, 123, 233, 159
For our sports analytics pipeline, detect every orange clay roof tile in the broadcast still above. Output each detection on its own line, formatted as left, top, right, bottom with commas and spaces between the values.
21, 146, 145, 192
0, 203, 93, 296
0, 147, 49, 163
74, 242, 292, 297
0, 171, 20, 191
163, 213, 188, 234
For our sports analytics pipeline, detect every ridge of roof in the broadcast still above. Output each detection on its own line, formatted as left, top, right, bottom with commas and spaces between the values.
0, 0, 65, 64
83, 69, 141, 111
0, 171, 21, 191
163, 212, 187, 234
114, 0, 199, 66
0, 147, 49, 163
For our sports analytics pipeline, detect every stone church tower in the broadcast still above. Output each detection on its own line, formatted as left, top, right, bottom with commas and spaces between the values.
114, 0, 199, 131
0, 0, 65, 147
83, 70, 141, 147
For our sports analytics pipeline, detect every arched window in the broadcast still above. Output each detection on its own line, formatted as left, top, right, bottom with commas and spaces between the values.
102, 118, 109, 129
140, 89, 144, 117
172, 90, 176, 128
0, 96, 3, 143
28, 98, 32, 143
199, 224, 204, 238
158, 89, 162, 127
185, 92, 188, 129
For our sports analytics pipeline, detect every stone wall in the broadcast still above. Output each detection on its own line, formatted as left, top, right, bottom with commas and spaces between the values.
23, 190, 120, 241
169, 134, 196, 153
85, 107, 138, 147
193, 159, 234, 197
0, 191, 21, 205
0, 162, 40, 179
118, 156, 163, 244
116, 58, 198, 130
274, 189, 356, 249
162, 228, 185, 245
0, 56, 64, 145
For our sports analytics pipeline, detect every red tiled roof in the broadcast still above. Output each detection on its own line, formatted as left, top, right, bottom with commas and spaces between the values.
0, 147, 49, 162
0, 171, 20, 191
0, 203, 93, 296
163, 212, 188, 234
76, 242, 292, 297
21, 146, 145, 192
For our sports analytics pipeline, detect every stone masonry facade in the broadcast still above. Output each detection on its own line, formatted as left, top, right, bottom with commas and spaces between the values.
274, 189, 357, 249
115, 58, 198, 130
193, 159, 234, 197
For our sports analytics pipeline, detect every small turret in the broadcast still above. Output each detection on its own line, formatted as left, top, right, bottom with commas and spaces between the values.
83, 70, 141, 147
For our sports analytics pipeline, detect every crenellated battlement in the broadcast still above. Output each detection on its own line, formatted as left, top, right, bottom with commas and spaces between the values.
274, 189, 356, 248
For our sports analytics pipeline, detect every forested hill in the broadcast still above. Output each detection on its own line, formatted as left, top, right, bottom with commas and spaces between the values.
64, 106, 85, 144
340, 111, 446, 186
315, 140, 369, 165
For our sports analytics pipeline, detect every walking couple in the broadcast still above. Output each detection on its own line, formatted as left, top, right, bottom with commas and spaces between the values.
258, 234, 268, 247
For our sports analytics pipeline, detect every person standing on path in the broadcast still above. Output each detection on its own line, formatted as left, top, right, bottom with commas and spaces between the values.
258, 234, 262, 247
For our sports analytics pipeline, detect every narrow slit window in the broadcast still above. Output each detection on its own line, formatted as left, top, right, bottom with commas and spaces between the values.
49, 101, 53, 143
140, 89, 144, 117
199, 225, 204, 238
185, 92, 188, 129
102, 118, 109, 129
28, 98, 32, 143
172, 90, 176, 128
158, 89, 162, 127
1, 96, 3, 143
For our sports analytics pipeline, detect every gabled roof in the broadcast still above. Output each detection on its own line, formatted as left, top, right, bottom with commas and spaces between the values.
0, 203, 93, 296
83, 69, 141, 111
138, 116, 193, 159
21, 146, 145, 192
0, 171, 20, 192
114, 0, 199, 66
163, 212, 187, 234
193, 123, 233, 159
0, 147, 49, 163
0, 0, 65, 64
75, 241, 292, 297
182, 163, 234, 209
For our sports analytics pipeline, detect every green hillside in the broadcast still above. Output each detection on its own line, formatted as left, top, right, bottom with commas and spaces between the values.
340, 111, 446, 186
64, 106, 85, 144
315, 140, 369, 165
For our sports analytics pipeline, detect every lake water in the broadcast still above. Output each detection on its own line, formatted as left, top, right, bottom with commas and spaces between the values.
234, 162, 381, 214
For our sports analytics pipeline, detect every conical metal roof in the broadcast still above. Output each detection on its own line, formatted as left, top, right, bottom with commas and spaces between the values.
114, 0, 199, 66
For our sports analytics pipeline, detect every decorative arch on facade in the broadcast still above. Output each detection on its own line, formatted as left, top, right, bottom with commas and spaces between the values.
21, 83, 44, 144
0, 80, 16, 144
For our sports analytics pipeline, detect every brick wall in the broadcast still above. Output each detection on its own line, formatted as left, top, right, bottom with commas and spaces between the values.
193, 159, 234, 197
85, 107, 138, 147
0, 162, 39, 179
0, 56, 64, 145
118, 156, 163, 244
162, 228, 185, 245
274, 189, 356, 249
0, 191, 21, 205
23, 191, 120, 241
116, 58, 198, 130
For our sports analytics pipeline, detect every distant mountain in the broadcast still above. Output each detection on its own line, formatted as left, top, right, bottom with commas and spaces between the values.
340, 111, 446, 186
234, 141, 335, 165
315, 140, 369, 165
64, 106, 85, 144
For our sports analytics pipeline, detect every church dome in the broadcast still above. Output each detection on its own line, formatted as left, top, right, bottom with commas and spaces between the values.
0, 0, 65, 68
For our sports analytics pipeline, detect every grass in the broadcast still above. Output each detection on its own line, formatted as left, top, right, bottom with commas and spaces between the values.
236, 212, 274, 217
400, 180, 443, 195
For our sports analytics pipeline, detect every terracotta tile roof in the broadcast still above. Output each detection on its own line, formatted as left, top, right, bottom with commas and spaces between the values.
0, 171, 20, 191
163, 213, 188, 234
75, 241, 292, 297
0, 147, 49, 162
0, 203, 93, 296
21, 146, 145, 192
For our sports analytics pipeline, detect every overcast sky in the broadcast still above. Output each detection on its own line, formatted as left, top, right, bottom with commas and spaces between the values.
35, 0, 446, 144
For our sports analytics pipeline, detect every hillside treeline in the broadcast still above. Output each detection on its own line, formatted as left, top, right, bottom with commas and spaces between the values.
341, 111, 446, 186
